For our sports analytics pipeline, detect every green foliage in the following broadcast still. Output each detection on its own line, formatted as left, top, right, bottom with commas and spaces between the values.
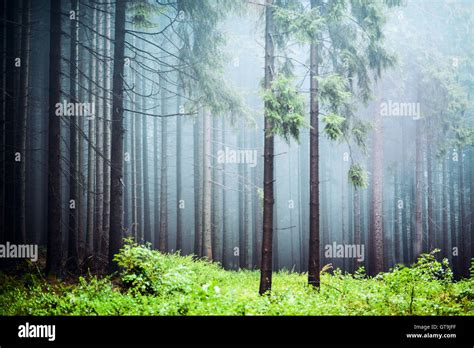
351, 119, 372, 153
262, 75, 307, 143
274, 6, 324, 44
348, 163, 368, 189
317, 75, 352, 112
322, 113, 345, 141
0, 246, 472, 316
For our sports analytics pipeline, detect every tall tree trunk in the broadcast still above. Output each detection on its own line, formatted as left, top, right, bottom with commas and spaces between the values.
15, 0, 30, 245
86, 2, 97, 260
141, 79, 151, 243
212, 116, 222, 261
370, 90, 384, 275
108, 0, 126, 271
0, 0, 5, 244
458, 147, 467, 277
153, 93, 160, 248
202, 111, 212, 259
3, 0, 18, 245
46, 0, 63, 276
427, 133, 434, 252
442, 156, 449, 259
158, 81, 168, 252
102, 1, 112, 256
193, 115, 202, 256
308, 0, 320, 287
94, 1, 104, 257
393, 169, 401, 263
414, 119, 423, 259
354, 187, 361, 269
176, 95, 183, 252
259, 0, 275, 295
67, 0, 79, 272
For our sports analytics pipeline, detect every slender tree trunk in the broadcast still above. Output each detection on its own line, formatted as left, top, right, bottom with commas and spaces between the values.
4, 0, 18, 245
393, 170, 401, 263
108, 0, 126, 271
86, 2, 97, 260
142, 79, 151, 243
153, 94, 160, 248
259, 0, 275, 295
159, 82, 168, 252
212, 116, 222, 261
67, 0, 79, 272
193, 115, 202, 256
308, 0, 320, 287
0, 0, 5, 244
371, 90, 384, 275
427, 133, 434, 252
102, 2, 112, 256
176, 95, 183, 251
414, 119, 423, 259
202, 111, 213, 259
442, 156, 449, 259
46, 0, 63, 276
94, 2, 104, 257
458, 147, 467, 277
354, 187, 361, 268
15, 0, 30, 245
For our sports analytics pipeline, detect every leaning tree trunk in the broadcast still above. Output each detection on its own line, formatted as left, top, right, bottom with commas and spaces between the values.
259, 0, 275, 295
108, 0, 126, 271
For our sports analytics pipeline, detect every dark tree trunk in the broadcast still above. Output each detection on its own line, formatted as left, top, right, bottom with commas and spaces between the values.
46, 0, 63, 276
67, 0, 79, 272
108, 0, 126, 271
259, 0, 275, 295
308, 0, 320, 287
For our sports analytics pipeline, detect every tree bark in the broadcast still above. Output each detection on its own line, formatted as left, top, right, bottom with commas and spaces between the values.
370, 88, 384, 275
108, 0, 126, 271
259, 0, 275, 295
308, 0, 320, 287
46, 0, 63, 276
414, 119, 423, 259
67, 0, 79, 272
202, 111, 213, 259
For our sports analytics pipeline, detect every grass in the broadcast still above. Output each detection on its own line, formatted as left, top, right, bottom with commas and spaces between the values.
0, 240, 472, 316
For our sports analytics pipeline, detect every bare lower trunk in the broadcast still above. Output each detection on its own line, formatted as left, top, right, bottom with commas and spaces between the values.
259, 0, 275, 295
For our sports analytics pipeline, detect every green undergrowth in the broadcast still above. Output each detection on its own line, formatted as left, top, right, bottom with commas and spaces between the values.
0, 240, 472, 316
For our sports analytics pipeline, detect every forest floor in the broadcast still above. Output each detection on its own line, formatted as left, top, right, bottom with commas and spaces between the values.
0, 241, 472, 316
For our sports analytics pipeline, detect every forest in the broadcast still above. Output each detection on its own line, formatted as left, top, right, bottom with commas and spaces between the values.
0, 0, 473, 316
